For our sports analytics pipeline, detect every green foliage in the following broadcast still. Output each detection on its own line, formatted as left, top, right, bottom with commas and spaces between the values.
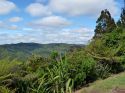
0, 52, 97, 93
67, 50, 96, 87
87, 28, 125, 74
0, 60, 20, 76
26, 55, 50, 72
0, 60, 22, 93
0, 86, 16, 93
50, 51, 59, 59
33, 57, 74, 93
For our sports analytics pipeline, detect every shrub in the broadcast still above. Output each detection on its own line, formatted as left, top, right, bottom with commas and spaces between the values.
67, 50, 96, 88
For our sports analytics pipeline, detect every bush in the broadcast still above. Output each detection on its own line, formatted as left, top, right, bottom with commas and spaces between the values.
67, 50, 96, 88
86, 29, 125, 74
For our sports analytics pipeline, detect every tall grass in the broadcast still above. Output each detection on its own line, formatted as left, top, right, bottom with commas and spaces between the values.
31, 56, 74, 93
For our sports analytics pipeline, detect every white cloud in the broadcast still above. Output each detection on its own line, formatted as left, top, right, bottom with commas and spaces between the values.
41, 27, 94, 44
26, 3, 52, 16
9, 17, 23, 22
0, 27, 94, 44
0, 33, 34, 44
8, 25, 19, 30
0, 0, 17, 15
49, 0, 118, 16
26, 0, 118, 17
0, 20, 19, 30
29, 16, 71, 28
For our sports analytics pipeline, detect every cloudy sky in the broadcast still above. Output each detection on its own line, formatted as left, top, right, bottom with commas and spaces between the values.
0, 0, 123, 44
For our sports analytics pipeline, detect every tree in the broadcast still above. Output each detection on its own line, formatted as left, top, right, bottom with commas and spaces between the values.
117, 8, 125, 27
94, 9, 116, 38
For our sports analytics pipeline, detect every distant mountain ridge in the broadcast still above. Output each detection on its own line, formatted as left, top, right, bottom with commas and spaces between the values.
0, 43, 84, 61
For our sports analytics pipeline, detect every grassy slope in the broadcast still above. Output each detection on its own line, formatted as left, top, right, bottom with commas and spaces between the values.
77, 72, 125, 93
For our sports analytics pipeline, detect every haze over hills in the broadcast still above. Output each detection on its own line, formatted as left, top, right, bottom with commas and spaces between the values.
0, 43, 84, 61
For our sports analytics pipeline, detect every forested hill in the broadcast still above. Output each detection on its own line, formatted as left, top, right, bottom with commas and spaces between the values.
0, 43, 84, 61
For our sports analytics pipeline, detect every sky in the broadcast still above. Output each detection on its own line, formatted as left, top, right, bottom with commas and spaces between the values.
0, 0, 123, 44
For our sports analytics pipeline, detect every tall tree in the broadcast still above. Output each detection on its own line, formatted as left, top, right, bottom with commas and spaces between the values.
94, 9, 116, 38
117, 8, 125, 27
117, 0, 125, 27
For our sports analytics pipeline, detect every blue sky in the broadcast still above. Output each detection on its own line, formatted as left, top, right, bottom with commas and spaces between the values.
0, 0, 123, 44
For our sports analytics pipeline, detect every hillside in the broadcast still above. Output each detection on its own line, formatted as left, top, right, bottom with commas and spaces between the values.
0, 43, 83, 61
76, 72, 125, 93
